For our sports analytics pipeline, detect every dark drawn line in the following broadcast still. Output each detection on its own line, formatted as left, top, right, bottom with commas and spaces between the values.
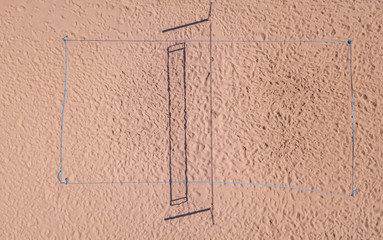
183, 45, 188, 202
164, 208, 211, 221
168, 42, 185, 48
170, 198, 188, 206
209, 18, 215, 226
169, 48, 184, 53
349, 39, 356, 196
205, 72, 211, 82
171, 196, 187, 202
208, 0, 213, 19
168, 43, 185, 53
58, 36, 68, 184
162, 19, 209, 33
66, 39, 347, 43
167, 42, 188, 205
210, 208, 215, 226
167, 46, 172, 205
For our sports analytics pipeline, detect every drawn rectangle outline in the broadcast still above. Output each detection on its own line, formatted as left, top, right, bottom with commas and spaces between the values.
58, 38, 355, 197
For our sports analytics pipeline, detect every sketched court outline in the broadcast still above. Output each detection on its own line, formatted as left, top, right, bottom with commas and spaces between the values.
58, 37, 355, 198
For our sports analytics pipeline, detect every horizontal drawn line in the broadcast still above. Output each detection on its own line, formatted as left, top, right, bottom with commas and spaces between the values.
65, 180, 350, 197
170, 199, 188, 206
168, 48, 185, 53
168, 42, 186, 48
171, 196, 187, 202
65, 39, 348, 43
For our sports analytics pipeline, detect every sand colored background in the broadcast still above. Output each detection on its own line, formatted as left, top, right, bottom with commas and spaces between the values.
1, 0, 383, 239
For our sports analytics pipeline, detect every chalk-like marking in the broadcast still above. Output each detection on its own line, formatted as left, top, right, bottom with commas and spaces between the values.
209, 19, 215, 227
66, 180, 350, 197
58, 36, 68, 184
349, 39, 356, 196
162, 19, 209, 33
167, 43, 188, 205
164, 208, 211, 221
65, 39, 347, 43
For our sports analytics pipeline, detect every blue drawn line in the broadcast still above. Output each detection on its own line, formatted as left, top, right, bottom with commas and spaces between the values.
57, 171, 62, 184
65, 39, 347, 43
50, 26, 56, 33
66, 180, 350, 197
349, 39, 356, 196
351, 189, 356, 197
68, 181, 169, 185
58, 36, 68, 184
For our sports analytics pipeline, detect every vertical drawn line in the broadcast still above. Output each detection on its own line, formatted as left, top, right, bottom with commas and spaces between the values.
65, 180, 351, 197
210, 206, 215, 225
349, 39, 355, 196
167, 47, 172, 204
59, 36, 68, 184
208, 0, 213, 19
209, 19, 215, 226
183, 43, 188, 202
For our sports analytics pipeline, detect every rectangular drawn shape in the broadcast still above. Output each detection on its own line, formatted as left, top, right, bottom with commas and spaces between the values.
167, 43, 188, 205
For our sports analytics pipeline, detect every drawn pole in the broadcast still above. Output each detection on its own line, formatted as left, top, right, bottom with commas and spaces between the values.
58, 36, 68, 184
183, 43, 188, 201
167, 46, 172, 204
209, 0, 215, 226
348, 39, 356, 197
